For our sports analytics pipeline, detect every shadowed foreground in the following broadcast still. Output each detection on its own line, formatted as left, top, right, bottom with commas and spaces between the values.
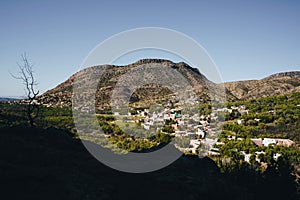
0, 127, 298, 200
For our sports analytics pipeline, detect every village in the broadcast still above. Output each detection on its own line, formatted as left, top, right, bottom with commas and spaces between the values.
111, 100, 295, 164
23, 91, 296, 165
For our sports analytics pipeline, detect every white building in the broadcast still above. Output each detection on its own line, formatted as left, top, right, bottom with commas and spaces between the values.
114, 112, 120, 116
273, 153, 281, 160
196, 128, 205, 138
262, 138, 276, 146
237, 119, 244, 125
241, 152, 252, 163
143, 123, 150, 130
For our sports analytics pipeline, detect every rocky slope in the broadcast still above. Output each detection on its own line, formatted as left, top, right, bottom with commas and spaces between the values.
37, 59, 300, 107
225, 71, 300, 99
38, 59, 217, 107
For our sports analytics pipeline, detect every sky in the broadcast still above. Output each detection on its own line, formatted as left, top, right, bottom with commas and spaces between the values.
0, 0, 299, 97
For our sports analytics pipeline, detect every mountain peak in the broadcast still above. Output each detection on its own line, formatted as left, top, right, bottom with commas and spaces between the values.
129, 59, 201, 75
38, 59, 211, 107
133, 58, 175, 65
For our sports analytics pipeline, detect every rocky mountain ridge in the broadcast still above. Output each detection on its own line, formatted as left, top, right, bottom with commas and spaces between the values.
225, 71, 300, 99
36, 59, 300, 107
265, 71, 300, 79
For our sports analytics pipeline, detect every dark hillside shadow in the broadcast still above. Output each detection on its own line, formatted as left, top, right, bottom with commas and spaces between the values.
0, 127, 298, 200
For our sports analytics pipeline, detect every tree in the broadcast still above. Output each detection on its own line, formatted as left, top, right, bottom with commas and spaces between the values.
12, 53, 39, 127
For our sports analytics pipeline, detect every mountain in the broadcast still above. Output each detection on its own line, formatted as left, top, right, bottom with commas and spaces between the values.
37, 59, 300, 107
38, 59, 217, 107
225, 71, 300, 99
267, 71, 300, 78
0, 97, 20, 102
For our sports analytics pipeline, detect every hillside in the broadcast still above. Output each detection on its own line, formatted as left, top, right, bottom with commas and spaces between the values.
1, 63, 299, 199
0, 127, 298, 200
225, 71, 300, 99
38, 59, 215, 107
37, 59, 300, 107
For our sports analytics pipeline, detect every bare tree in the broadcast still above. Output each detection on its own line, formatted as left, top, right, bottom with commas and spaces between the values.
12, 53, 39, 127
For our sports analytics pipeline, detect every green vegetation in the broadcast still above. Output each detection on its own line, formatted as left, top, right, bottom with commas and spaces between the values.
223, 92, 300, 141
213, 92, 300, 193
0, 102, 75, 132
2, 126, 298, 199
1, 92, 300, 196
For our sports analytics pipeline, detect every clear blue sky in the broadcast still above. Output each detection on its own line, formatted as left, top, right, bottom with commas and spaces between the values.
1, 0, 299, 97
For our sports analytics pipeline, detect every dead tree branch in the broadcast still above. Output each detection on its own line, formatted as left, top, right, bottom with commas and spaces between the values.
12, 53, 39, 127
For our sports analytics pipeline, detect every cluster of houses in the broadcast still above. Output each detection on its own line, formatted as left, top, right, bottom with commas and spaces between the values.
251, 138, 294, 147
247, 137, 294, 163
211, 136, 294, 163
131, 107, 209, 154
108, 100, 297, 160
240, 151, 282, 163
114, 102, 296, 157
216, 105, 249, 115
